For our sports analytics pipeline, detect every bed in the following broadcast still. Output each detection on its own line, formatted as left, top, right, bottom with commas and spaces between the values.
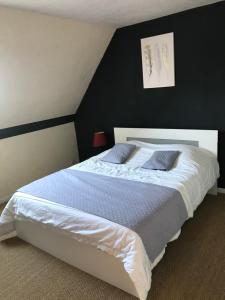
0, 128, 219, 300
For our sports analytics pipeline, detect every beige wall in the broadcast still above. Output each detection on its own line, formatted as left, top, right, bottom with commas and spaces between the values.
0, 6, 114, 202
0, 123, 78, 203
0, 6, 115, 128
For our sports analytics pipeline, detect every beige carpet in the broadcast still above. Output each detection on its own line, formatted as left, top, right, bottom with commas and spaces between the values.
0, 194, 225, 300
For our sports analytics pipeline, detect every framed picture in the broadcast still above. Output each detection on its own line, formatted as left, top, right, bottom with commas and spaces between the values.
141, 32, 175, 88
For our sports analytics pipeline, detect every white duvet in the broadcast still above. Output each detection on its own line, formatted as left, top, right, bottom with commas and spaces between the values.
0, 142, 219, 300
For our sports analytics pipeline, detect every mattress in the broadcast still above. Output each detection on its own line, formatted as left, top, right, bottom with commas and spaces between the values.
0, 141, 219, 300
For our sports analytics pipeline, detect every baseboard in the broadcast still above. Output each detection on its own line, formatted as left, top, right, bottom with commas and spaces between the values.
218, 188, 225, 194
0, 194, 12, 204
0, 231, 17, 242
208, 184, 218, 195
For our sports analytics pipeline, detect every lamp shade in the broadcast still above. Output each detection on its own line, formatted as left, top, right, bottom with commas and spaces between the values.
93, 132, 107, 148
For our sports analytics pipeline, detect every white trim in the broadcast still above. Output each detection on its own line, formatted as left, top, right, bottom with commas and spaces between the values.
0, 231, 17, 242
114, 128, 218, 156
208, 184, 218, 196
218, 188, 225, 194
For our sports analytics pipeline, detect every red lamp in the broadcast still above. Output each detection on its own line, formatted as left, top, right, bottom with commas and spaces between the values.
92, 131, 107, 148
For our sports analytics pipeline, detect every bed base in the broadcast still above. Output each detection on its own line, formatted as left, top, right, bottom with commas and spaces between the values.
11, 128, 218, 299
15, 220, 139, 298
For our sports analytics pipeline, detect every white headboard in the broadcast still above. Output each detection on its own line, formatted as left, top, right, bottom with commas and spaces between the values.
114, 128, 218, 156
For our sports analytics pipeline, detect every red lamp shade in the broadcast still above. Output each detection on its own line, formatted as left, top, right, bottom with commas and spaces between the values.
93, 132, 107, 148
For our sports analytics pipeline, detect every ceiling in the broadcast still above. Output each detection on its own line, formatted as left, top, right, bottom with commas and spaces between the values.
0, 0, 220, 27
0, 6, 114, 128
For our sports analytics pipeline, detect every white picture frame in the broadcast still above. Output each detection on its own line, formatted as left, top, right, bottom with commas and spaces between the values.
141, 32, 175, 88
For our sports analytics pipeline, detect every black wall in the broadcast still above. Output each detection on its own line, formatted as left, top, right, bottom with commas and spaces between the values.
0, 115, 75, 140
75, 1, 225, 187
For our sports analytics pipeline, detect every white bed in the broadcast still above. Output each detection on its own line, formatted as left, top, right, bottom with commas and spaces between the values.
0, 128, 219, 300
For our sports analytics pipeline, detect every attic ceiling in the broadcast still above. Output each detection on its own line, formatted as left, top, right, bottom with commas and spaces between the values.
0, 0, 220, 27
0, 7, 114, 129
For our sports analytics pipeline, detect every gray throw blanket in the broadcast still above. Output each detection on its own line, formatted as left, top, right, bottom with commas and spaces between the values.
18, 169, 188, 262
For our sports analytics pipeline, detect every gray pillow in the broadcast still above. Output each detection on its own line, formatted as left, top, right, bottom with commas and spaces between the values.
101, 143, 136, 164
142, 151, 180, 171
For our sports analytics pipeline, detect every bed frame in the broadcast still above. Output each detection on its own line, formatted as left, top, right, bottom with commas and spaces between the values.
114, 128, 218, 156
15, 128, 218, 299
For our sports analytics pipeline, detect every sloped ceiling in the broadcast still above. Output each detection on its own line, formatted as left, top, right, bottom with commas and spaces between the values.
0, 0, 221, 27
0, 6, 115, 129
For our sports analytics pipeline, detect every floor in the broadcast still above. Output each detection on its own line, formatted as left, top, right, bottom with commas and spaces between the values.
0, 194, 225, 300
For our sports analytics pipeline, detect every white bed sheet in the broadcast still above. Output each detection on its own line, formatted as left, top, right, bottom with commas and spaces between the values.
73, 141, 219, 215
0, 142, 219, 300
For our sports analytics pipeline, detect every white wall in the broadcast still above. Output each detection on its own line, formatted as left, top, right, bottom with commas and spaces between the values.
0, 6, 115, 202
0, 6, 115, 128
0, 123, 78, 203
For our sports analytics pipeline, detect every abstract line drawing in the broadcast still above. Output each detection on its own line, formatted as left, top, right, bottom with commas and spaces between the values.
141, 32, 175, 88
143, 44, 152, 77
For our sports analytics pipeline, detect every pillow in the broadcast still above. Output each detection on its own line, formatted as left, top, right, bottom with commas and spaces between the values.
142, 151, 180, 171
101, 143, 136, 164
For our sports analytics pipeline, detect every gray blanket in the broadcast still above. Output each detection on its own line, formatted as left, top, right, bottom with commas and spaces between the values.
18, 169, 188, 262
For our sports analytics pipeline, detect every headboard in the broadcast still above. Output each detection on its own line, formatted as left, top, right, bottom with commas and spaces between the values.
114, 128, 218, 156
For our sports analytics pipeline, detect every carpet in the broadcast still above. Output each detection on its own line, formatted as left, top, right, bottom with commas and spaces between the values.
0, 194, 225, 300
